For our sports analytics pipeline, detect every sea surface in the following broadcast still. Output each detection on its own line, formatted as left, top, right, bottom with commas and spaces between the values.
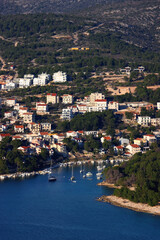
0, 164, 160, 240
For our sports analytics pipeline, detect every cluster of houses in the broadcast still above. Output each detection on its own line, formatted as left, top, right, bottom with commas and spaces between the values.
0, 71, 68, 91
120, 66, 145, 75
0, 86, 160, 160
61, 92, 119, 120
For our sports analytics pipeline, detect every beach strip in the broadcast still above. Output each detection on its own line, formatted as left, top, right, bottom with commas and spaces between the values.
97, 195, 160, 216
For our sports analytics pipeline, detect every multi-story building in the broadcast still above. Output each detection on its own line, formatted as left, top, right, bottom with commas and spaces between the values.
157, 102, 160, 110
143, 134, 156, 144
5, 82, 17, 91
28, 122, 41, 134
22, 112, 35, 123
4, 111, 14, 118
14, 125, 25, 133
19, 107, 28, 117
53, 71, 67, 83
5, 98, 16, 107
134, 138, 147, 146
19, 78, 33, 88
77, 104, 88, 114
108, 101, 119, 111
66, 131, 78, 138
151, 118, 160, 126
62, 94, 73, 104
36, 102, 49, 115
33, 73, 51, 86
127, 144, 141, 155
89, 92, 105, 103
94, 99, 107, 111
137, 116, 151, 126
61, 108, 73, 120
41, 123, 52, 132
46, 93, 59, 104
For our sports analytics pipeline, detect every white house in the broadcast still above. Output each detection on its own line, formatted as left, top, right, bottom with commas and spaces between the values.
77, 104, 88, 114
19, 107, 28, 117
108, 101, 119, 111
66, 131, 78, 138
119, 137, 129, 147
127, 144, 141, 155
5, 98, 16, 107
41, 123, 52, 132
62, 94, 73, 104
22, 112, 35, 123
19, 78, 32, 88
33, 73, 50, 86
36, 103, 48, 115
94, 99, 107, 111
143, 134, 156, 144
46, 93, 59, 104
137, 116, 151, 126
53, 71, 67, 83
157, 102, 160, 110
5, 82, 17, 91
101, 136, 112, 143
14, 125, 25, 133
4, 111, 14, 118
114, 145, 124, 154
89, 92, 105, 103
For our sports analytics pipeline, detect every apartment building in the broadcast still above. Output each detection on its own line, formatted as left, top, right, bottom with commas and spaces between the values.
53, 71, 67, 83
137, 116, 151, 126
62, 94, 73, 104
89, 92, 105, 103
108, 101, 119, 111
46, 93, 59, 104
14, 125, 24, 133
22, 112, 35, 123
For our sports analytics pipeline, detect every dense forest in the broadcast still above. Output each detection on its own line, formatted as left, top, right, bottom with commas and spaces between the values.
104, 144, 160, 206
57, 110, 119, 133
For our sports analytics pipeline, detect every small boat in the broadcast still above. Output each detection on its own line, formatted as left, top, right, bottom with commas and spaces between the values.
80, 163, 83, 173
96, 172, 102, 179
83, 174, 86, 178
86, 172, 93, 177
70, 165, 75, 181
48, 160, 56, 182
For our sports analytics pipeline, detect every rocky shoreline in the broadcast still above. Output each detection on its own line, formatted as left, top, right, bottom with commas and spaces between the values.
97, 181, 135, 191
97, 195, 160, 216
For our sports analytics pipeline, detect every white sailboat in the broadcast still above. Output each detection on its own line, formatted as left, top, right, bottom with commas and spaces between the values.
80, 163, 83, 173
70, 165, 75, 181
48, 160, 56, 182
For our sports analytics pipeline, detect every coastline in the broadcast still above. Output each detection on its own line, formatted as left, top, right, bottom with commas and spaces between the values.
97, 181, 135, 191
97, 181, 120, 189
97, 195, 160, 216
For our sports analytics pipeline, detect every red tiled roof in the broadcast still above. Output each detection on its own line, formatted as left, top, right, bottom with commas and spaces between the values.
131, 144, 140, 148
0, 133, 11, 137
47, 93, 57, 96
116, 145, 123, 149
14, 125, 24, 128
95, 99, 107, 102
104, 136, 111, 140
144, 134, 155, 137
40, 132, 48, 135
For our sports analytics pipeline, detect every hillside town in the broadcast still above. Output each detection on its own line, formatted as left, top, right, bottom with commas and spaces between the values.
0, 69, 160, 175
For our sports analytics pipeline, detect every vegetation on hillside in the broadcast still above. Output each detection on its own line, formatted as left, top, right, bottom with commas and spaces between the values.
104, 144, 160, 206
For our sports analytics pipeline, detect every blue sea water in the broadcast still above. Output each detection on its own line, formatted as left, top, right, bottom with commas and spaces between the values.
0, 164, 160, 240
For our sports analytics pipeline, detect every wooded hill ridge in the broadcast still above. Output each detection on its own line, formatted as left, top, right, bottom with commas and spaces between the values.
1, 0, 160, 50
